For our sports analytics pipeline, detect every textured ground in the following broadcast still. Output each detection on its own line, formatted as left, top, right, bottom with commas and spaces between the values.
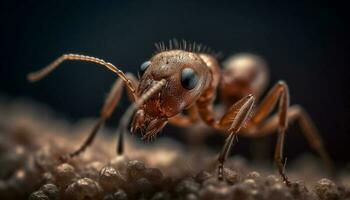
0, 99, 349, 200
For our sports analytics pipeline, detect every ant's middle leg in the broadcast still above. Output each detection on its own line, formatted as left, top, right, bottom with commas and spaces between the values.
68, 73, 138, 158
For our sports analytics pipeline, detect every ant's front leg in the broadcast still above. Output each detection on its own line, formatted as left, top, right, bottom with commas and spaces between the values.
197, 93, 255, 181
67, 73, 138, 158
217, 95, 255, 181
245, 81, 292, 185
242, 81, 294, 185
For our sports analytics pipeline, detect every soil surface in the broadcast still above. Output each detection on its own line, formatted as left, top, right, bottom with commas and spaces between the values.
0, 100, 349, 200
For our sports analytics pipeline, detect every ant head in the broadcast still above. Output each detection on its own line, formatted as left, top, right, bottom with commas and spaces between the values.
131, 50, 210, 139
220, 53, 269, 104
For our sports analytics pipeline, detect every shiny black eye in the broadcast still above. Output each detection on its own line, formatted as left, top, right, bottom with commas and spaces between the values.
181, 68, 199, 90
138, 61, 150, 77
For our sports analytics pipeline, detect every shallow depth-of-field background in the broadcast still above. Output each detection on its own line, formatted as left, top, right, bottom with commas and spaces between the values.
0, 1, 349, 199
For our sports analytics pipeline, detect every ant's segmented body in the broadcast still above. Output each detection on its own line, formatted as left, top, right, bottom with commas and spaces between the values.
27, 39, 335, 186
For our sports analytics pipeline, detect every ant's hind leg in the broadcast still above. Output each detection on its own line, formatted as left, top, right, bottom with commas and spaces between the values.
217, 95, 255, 181
68, 73, 138, 158
244, 105, 336, 179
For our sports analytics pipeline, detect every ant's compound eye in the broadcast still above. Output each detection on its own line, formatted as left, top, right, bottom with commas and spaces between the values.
138, 61, 150, 77
181, 68, 199, 90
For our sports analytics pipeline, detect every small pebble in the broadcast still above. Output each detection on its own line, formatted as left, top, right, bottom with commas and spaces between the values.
290, 181, 313, 199
243, 178, 257, 188
314, 178, 339, 200
53, 163, 77, 188
113, 189, 128, 200
65, 178, 102, 200
246, 171, 260, 179
266, 182, 292, 200
224, 168, 239, 184
28, 190, 49, 200
99, 165, 126, 192
265, 175, 280, 185
40, 183, 59, 200
126, 160, 146, 181
110, 156, 128, 173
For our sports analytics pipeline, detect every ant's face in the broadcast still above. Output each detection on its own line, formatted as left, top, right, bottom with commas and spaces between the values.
131, 50, 210, 138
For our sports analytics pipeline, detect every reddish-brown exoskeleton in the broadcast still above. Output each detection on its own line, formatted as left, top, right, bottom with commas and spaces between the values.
27, 40, 334, 186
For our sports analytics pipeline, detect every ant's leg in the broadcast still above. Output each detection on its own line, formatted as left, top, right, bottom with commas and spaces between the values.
69, 74, 138, 158
196, 91, 255, 180
244, 105, 336, 178
216, 95, 255, 181
67, 79, 123, 158
244, 81, 291, 185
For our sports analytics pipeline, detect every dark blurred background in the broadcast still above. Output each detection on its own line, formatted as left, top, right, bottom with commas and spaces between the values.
1, 1, 349, 165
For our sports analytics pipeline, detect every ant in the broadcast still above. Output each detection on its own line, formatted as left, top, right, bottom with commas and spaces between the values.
27, 39, 335, 186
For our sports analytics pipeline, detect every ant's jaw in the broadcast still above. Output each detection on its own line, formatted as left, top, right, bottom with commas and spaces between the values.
130, 109, 145, 135
130, 109, 168, 140
141, 117, 168, 141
